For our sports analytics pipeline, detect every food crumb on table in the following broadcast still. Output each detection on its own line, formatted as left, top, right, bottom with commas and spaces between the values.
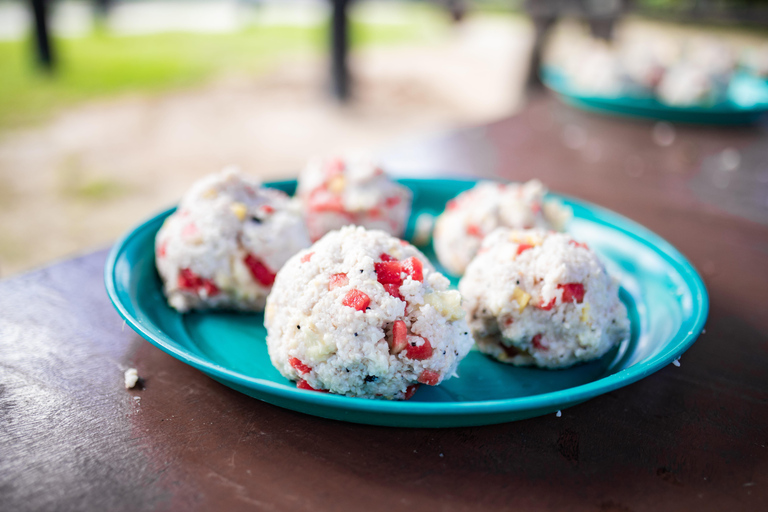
672, 358, 681, 367
124, 368, 140, 389
556, 410, 562, 418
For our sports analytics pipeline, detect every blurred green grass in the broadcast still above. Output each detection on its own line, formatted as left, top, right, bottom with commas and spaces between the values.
0, 4, 448, 130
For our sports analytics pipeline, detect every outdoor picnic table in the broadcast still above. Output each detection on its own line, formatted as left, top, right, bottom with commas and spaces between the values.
2, 93, 767, 511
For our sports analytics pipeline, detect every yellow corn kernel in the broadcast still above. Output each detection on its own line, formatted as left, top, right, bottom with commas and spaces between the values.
327, 175, 346, 194
511, 287, 531, 312
230, 202, 247, 221
580, 303, 591, 323
424, 290, 465, 321
202, 188, 218, 199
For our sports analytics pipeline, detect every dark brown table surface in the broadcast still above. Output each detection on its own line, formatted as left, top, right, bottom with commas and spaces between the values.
2, 94, 767, 511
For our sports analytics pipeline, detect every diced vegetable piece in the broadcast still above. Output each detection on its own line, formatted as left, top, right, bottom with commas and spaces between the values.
401, 257, 423, 282
244, 254, 276, 287
342, 289, 370, 311
516, 244, 534, 255
289, 357, 312, 375
177, 268, 220, 297
297, 379, 328, 392
417, 369, 440, 386
404, 384, 420, 400
558, 283, 585, 303
391, 320, 408, 354
383, 283, 403, 301
466, 224, 482, 237
374, 261, 402, 284
404, 336, 433, 360
329, 273, 349, 290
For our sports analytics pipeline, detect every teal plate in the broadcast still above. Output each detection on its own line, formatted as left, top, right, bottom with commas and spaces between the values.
105, 178, 708, 427
542, 67, 768, 125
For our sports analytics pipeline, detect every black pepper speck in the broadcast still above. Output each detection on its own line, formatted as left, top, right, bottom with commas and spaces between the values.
364, 375, 378, 383
297, 325, 301, 329
354, 333, 358, 337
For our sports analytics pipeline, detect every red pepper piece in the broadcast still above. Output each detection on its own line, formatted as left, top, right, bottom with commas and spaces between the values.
466, 224, 482, 237
516, 244, 534, 255
374, 261, 402, 285
308, 188, 346, 213
391, 320, 408, 354
384, 196, 401, 207
244, 254, 276, 287
404, 337, 433, 360
383, 283, 403, 301
178, 268, 200, 290
538, 298, 556, 311
403, 384, 420, 400
329, 273, 349, 290
446, 199, 458, 211
531, 333, 545, 351
326, 157, 345, 177
182, 222, 198, 238
569, 240, 589, 250
301, 252, 314, 263
177, 268, 220, 297
379, 253, 397, 262
417, 369, 440, 386
289, 357, 312, 375
558, 283, 585, 303
401, 257, 423, 282
260, 205, 274, 214
297, 379, 328, 392
342, 289, 370, 311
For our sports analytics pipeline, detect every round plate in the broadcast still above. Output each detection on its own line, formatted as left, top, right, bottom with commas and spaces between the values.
542, 67, 768, 125
105, 179, 708, 427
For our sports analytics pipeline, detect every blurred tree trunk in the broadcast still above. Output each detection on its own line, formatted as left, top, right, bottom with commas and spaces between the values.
30, 0, 54, 71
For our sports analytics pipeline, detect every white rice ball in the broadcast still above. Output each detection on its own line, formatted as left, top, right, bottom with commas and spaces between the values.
459, 228, 629, 369
297, 155, 412, 242
265, 226, 473, 399
657, 64, 725, 107
433, 180, 570, 276
155, 168, 311, 312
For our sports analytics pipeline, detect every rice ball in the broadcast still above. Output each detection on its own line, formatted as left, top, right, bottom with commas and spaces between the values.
265, 226, 473, 399
433, 180, 570, 276
155, 168, 311, 312
297, 155, 412, 242
657, 64, 726, 107
459, 228, 630, 369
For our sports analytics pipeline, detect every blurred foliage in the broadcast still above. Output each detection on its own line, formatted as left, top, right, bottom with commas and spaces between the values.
0, 2, 446, 130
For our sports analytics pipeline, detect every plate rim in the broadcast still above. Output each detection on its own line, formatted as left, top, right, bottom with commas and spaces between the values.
105, 178, 709, 418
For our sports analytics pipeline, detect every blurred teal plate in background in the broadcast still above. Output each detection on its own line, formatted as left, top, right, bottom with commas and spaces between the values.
105, 179, 708, 427
542, 67, 768, 125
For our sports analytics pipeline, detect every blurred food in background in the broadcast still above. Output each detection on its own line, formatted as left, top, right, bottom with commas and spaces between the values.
0, 0, 766, 278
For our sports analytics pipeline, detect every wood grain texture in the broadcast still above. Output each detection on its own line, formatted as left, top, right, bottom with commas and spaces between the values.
1, 94, 767, 511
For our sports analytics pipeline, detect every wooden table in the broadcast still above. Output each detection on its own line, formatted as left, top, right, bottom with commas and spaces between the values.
2, 94, 767, 511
